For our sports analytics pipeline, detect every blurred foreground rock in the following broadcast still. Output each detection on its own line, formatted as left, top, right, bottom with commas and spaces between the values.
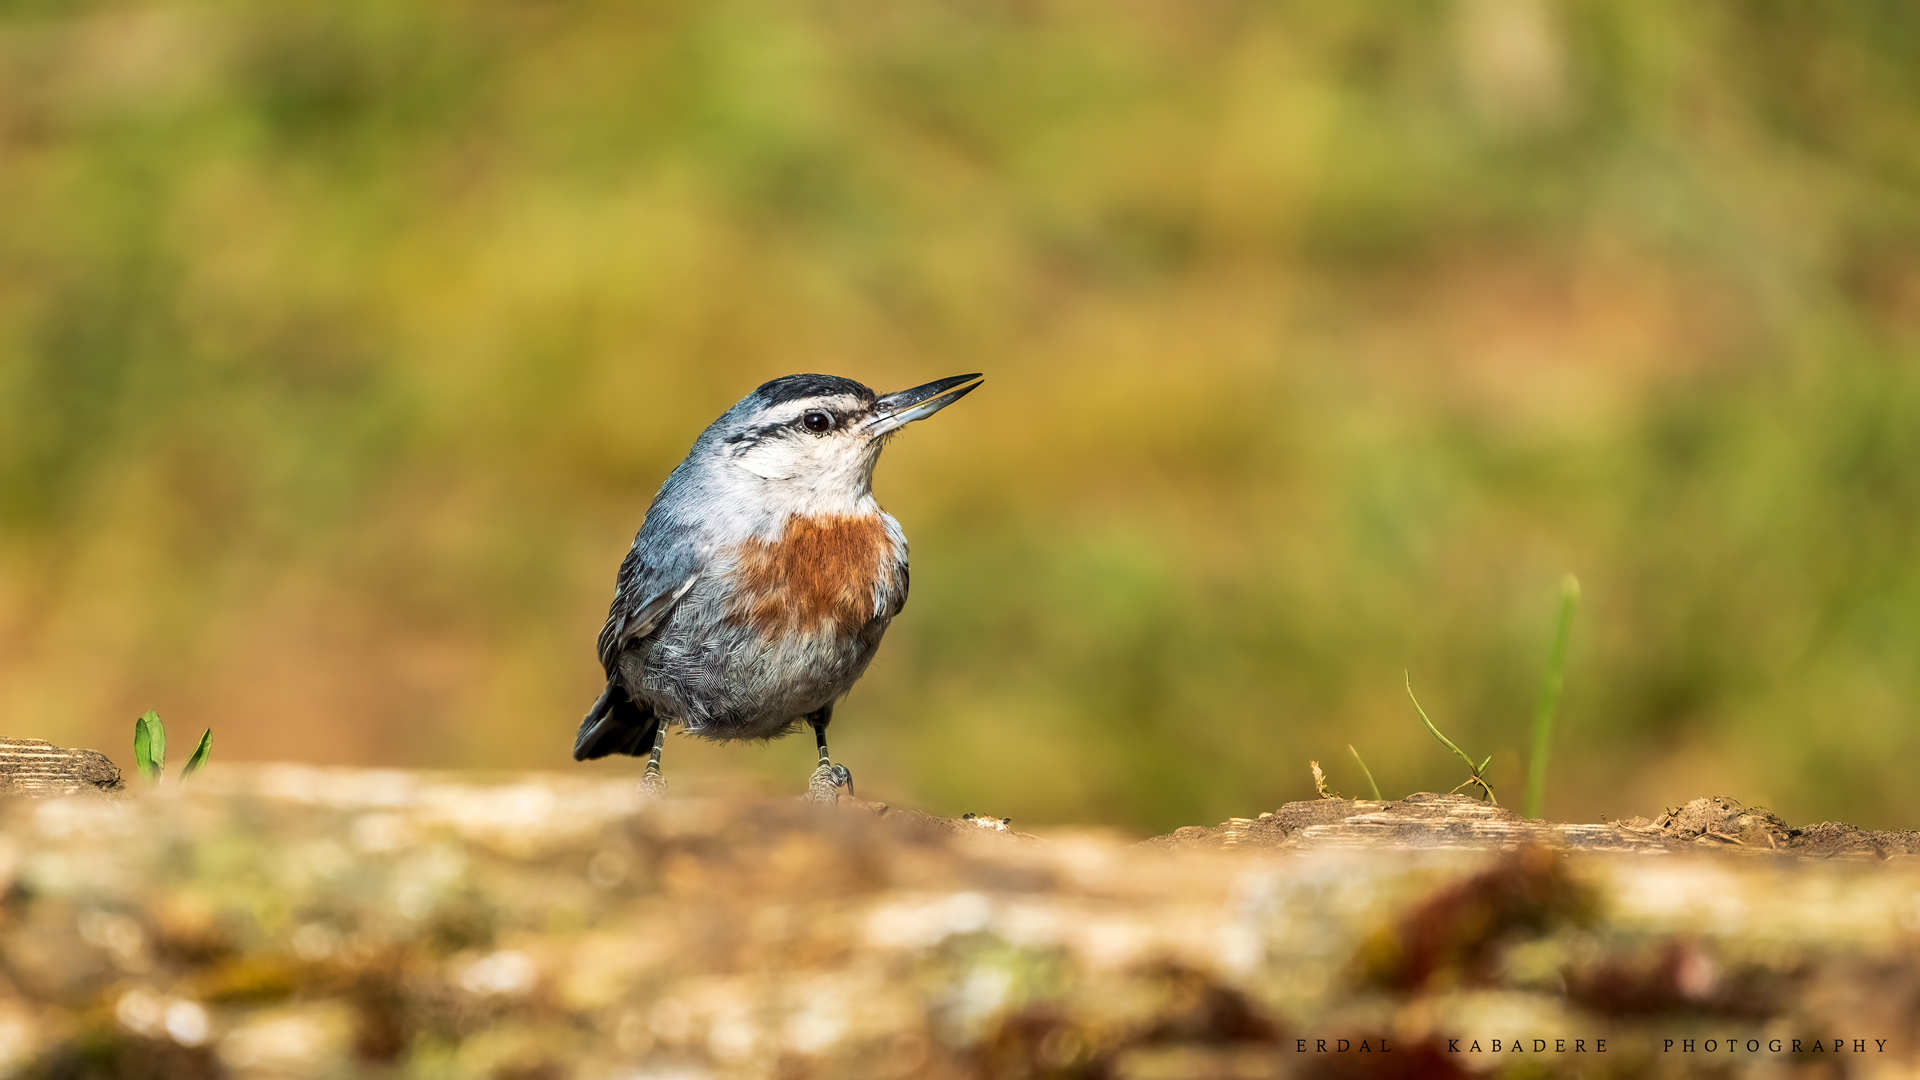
0, 766, 1915, 1079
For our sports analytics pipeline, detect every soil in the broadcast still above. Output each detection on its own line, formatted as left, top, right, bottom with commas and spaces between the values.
1144, 790, 1920, 859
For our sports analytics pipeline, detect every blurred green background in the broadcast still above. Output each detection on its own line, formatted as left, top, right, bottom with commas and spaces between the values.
3, 0, 1918, 832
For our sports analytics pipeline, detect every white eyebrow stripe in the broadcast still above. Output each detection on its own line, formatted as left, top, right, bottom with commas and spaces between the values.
758, 396, 868, 424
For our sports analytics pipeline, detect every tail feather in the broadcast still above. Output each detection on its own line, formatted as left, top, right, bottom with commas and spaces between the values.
574, 681, 660, 761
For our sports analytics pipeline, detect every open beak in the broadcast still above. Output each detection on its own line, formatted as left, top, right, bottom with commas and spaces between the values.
866, 373, 983, 437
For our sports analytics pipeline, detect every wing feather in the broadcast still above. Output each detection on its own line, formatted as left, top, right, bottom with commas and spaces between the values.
596, 527, 707, 674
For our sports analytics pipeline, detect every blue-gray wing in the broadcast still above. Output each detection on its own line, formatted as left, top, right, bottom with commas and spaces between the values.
889, 557, 909, 618
596, 531, 705, 675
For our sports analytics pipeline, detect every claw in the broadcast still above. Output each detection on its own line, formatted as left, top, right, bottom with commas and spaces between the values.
805, 763, 841, 805
805, 762, 854, 805
638, 767, 667, 800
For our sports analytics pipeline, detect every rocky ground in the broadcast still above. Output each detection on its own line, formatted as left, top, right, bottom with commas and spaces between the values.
0, 741, 1917, 1079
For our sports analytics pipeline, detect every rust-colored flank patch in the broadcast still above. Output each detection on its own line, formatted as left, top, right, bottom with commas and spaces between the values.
728, 514, 893, 637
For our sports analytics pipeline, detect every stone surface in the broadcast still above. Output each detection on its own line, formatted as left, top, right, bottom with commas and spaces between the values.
0, 765, 1914, 1079
0, 738, 124, 797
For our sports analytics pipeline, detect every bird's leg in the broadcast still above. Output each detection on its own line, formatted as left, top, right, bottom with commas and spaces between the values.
638, 722, 668, 799
805, 706, 853, 804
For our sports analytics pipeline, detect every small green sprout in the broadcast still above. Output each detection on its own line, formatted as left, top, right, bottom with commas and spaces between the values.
133, 711, 165, 784
132, 711, 211, 785
181, 728, 213, 780
1405, 672, 1498, 805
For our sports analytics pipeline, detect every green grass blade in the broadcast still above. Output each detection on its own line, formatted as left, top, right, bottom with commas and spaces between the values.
1524, 574, 1581, 819
133, 711, 165, 784
1348, 744, 1383, 801
180, 729, 212, 781
1405, 672, 1475, 772
1405, 673, 1499, 805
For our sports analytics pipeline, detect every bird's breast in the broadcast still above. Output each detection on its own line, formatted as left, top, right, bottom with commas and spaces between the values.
724, 513, 898, 638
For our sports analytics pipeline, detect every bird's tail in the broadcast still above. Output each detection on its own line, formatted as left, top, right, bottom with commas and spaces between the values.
573, 681, 661, 761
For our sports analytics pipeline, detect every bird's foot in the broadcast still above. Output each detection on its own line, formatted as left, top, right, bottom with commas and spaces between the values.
638, 767, 668, 800
805, 762, 854, 805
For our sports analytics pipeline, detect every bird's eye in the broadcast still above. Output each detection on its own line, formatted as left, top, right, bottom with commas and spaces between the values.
801, 410, 834, 434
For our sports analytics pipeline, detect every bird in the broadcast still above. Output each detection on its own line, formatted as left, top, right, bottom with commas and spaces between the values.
573, 372, 983, 802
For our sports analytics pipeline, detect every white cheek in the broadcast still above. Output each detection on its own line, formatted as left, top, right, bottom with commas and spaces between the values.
727, 435, 879, 519
735, 441, 802, 480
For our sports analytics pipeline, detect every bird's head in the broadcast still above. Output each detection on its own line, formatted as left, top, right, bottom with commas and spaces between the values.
706, 372, 983, 512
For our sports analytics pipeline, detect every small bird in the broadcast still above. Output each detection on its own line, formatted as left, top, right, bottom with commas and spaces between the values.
573, 372, 983, 801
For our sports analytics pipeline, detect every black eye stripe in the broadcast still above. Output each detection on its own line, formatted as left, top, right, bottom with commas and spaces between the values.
727, 409, 844, 445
